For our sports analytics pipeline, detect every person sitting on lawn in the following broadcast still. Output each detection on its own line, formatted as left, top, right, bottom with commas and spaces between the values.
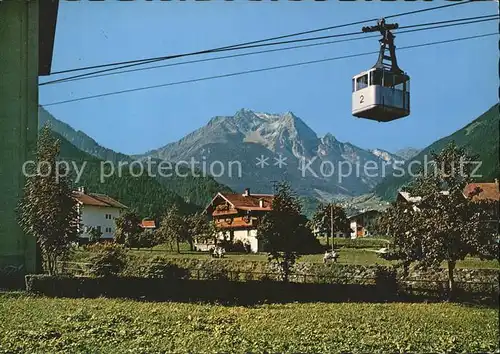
323, 250, 339, 263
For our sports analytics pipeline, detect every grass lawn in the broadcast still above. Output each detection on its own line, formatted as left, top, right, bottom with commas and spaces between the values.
0, 292, 498, 353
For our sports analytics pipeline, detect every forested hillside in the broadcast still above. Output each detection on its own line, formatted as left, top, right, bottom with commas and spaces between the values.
55, 131, 200, 219
374, 104, 499, 200
40, 105, 231, 208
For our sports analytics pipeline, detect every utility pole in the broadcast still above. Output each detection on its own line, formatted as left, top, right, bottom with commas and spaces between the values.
330, 203, 334, 251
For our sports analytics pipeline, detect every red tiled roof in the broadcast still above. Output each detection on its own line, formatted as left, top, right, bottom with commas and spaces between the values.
463, 183, 500, 202
141, 220, 156, 229
222, 193, 274, 211
205, 191, 274, 212
74, 191, 128, 209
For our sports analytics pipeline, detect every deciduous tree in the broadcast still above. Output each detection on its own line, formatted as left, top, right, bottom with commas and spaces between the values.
379, 142, 498, 299
188, 212, 217, 247
257, 181, 313, 282
156, 205, 190, 253
309, 203, 350, 247
18, 125, 80, 275
114, 209, 142, 249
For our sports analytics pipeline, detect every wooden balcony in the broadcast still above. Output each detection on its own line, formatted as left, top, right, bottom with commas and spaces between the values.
215, 216, 255, 229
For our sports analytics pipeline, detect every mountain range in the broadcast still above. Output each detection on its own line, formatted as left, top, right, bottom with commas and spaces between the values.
134, 109, 409, 200
39, 103, 498, 215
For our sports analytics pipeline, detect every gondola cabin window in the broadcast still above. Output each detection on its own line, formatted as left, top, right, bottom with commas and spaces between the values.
355, 74, 368, 91
370, 70, 382, 86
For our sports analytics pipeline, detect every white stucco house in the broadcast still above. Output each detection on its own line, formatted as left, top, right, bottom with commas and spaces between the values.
202, 188, 274, 253
348, 209, 381, 239
74, 187, 128, 242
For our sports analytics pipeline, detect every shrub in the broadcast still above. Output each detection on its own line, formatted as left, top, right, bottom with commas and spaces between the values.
137, 231, 158, 249
87, 227, 102, 244
199, 262, 230, 281
87, 242, 128, 277
315, 264, 351, 284
217, 239, 251, 253
145, 256, 189, 279
241, 271, 273, 282
232, 240, 251, 253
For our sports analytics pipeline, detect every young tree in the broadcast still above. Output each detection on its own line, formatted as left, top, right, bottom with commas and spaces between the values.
18, 125, 80, 275
156, 205, 190, 253
114, 209, 142, 249
257, 181, 313, 282
88, 226, 103, 244
188, 212, 217, 248
309, 203, 350, 247
380, 142, 498, 299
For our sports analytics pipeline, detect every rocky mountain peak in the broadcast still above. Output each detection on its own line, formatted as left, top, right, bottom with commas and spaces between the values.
370, 148, 404, 165
321, 133, 337, 145
131, 107, 415, 198
234, 108, 256, 119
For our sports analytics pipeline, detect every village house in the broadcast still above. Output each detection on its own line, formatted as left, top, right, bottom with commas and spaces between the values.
463, 180, 500, 202
203, 188, 274, 253
140, 219, 157, 233
74, 187, 128, 242
397, 180, 499, 209
396, 191, 423, 205
463, 180, 499, 227
395, 180, 499, 233
347, 209, 381, 238
397, 191, 426, 211
397, 189, 453, 212
312, 227, 350, 239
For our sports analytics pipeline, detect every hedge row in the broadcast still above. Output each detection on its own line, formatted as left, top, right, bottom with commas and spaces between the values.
25, 274, 398, 303
25, 274, 498, 305
121, 257, 499, 289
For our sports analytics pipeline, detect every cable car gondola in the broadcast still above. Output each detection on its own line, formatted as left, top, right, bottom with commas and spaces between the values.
352, 18, 410, 122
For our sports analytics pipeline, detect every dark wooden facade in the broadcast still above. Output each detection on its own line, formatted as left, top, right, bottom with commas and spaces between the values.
205, 191, 274, 231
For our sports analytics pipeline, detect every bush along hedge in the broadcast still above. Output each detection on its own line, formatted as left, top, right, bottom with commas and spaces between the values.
63, 253, 499, 295
54, 254, 499, 303
25, 259, 498, 304
120, 255, 498, 283
144, 256, 190, 280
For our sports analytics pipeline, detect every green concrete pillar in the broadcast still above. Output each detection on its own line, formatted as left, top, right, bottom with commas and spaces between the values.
0, 0, 40, 274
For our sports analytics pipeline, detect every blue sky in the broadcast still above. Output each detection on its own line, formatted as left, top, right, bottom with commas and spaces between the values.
40, 0, 498, 156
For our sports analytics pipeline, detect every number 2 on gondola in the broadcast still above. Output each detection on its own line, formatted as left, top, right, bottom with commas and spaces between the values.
359, 95, 364, 104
